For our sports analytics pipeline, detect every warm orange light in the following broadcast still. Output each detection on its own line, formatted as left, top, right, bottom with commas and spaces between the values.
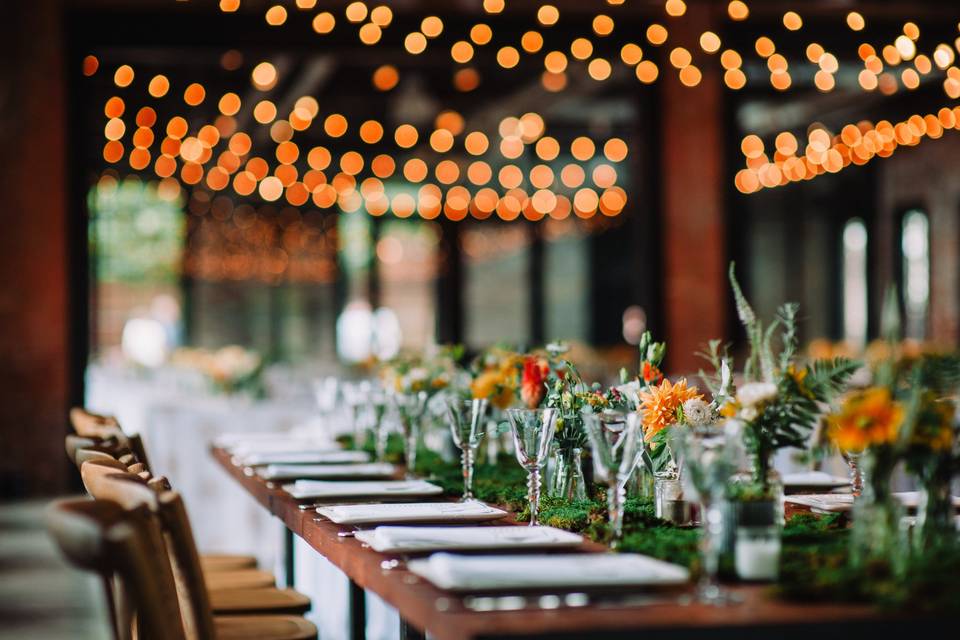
254, 100, 278, 124
720, 49, 742, 69
394, 124, 419, 148
104, 118, 126, 141
471, 24, 493, 45
308, 146, 332, 170
700, 32, 721, 54
403, 158, 428, 182
104, 96, 125, 119
154, 154, 176, 177
435, 160, 460, 184
774, 131, 797, 155
265, 5, 288, 25
741, 134, 764, 159
114, 65, 134, 88
670, 47, 691, 69
359, 23, 382, 45
276, 141, 299, 164
370, 6, 392, 26
465, 131, 489, 155
435, 110, 465, 135
467, 161, 492, 185
537, 5, 559, 26
535, 136, 560, 161
724, 68, 746, 89
430, 129, 455, 152
755, 37, 775, 58
814, 70, 835, 91
522, 31, 544, 54
148, 75, 170, 98
544, 51, 568, 73
604, 138, 629, 162
452, 41, 475, 63
83, 55, 99, 76
340, 151, 364, 175
133, 127, 154, 149
270, 120, 293, 143
252, 62, 278, 90
902, 68, 920, 89
529, 164, 554, 189
636, 60, 659, 83
453, 68, 481, 91
129, 148, 151, 171
372, 65, 400, 91
498, 165, 523, 189
166, 116, 189, 140
324, 114, 348, 137
345, 1, 368, 23
782, 11, 802, 31
571, 136, 595, 161
646, 24, 668, 46
371, 154, 395, 178
313, 12, 336, 34
184, 83, 206, 106
103, 140, 123, 163
847, 12, 865, 31
592, 15, 614, 36
497, 46, 520, 68
621, 43, 643, 65
665, 0, 687, 17
499, 137, 524, 159
727, 1, 749, 21
233, 171, 257, 196
588, 59, 612, 80
359, 120, 384, 144
542, 71, 567, 92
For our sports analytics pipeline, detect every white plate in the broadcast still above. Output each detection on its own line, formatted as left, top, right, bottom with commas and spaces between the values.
283, 480, 443, 500
407, 552, 689, 591
317, 502, 507, 525
355, 525, 583, 553
243, 450, 370, 466
782, 471, 851, 490
257, 462, 396, 480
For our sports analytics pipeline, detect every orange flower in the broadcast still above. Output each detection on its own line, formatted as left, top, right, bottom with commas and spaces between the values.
827, 387, 904, 453
638, 377, 703, 441
471, 370, 515, 409
642, 361, 663, 385
521, 356, 549, 408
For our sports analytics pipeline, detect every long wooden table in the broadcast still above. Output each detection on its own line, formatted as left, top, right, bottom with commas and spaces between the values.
211, 447, 945, 639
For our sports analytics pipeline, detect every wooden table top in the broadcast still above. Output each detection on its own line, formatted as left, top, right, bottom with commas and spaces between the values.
210, 447, 943, 639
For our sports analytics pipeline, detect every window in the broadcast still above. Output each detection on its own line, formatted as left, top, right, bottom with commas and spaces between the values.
841, 218, 868, 348
901, 210, 930, 340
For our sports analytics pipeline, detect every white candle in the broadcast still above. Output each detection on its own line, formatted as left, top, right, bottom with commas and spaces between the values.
735, 535, 780, 581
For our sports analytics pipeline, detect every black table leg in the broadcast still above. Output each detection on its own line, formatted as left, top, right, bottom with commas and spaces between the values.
349, 579, 366, 640
400, 616, 426, 640
283, 527, 295, 588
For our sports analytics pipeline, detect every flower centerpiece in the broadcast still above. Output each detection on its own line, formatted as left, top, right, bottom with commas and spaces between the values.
717, 264, 859, 506
171, 345, 264, 396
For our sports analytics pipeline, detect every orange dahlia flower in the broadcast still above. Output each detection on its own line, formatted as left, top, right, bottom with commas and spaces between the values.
638, 377, 703, 441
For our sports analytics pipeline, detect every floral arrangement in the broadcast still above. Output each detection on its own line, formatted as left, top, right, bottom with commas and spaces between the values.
380, 345, 462, 396
171, 345, 264, 395
616, 331, 666, 408
469, 346, 523, 409
711, 264, 859, 496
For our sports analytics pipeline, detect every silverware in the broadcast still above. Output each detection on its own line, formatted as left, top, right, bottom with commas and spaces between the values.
459, 592, 681, 612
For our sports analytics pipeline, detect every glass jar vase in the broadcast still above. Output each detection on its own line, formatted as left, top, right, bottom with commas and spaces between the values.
549, 447, 587, 501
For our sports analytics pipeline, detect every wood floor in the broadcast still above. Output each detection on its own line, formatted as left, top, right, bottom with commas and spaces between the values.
0, 499, 111, 639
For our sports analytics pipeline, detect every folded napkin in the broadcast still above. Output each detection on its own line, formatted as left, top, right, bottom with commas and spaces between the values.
223, 436, 338, 455
316, 502, 507, 525
258, 462, 395, 480
781, 471, 851, 488
283, 480, 443, 500
355, 525, 582, 553
786, 491, 960, 513
407, 552, 690, 591
242, 450, 369, 466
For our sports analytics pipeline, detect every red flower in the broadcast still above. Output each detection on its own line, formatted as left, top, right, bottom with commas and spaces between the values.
521, 357, 549, 408
642, 361, 663, 385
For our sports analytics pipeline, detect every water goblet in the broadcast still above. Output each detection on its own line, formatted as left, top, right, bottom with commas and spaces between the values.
583, 410, 641, 548
391, 391, 428, 479
341, 380, 372, 451
674, 425, 740, 606
444, 398, 490, 501
368, 386, 391, 462
506, 408, 558, 526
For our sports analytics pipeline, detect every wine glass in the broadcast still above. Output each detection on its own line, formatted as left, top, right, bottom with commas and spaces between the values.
391, 391, 428, 479
583, 410, 641, 548
312, 376, 339, 430
444, 398, 490, 501
840, 449, 864, 497
507, 408, 558, 526
674, 425, 740, 605
369, 385, 391, 462
341, 380, 372, 451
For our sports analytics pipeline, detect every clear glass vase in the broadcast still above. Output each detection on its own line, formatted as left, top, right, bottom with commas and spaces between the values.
912, 464, 956, 556
654, 471, 693, 524
850, 451, 904, 571
550, 447, 587, 501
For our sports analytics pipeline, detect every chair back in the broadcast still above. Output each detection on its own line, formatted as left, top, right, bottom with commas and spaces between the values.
46, 498, 187, 640
70, 407, 123, 439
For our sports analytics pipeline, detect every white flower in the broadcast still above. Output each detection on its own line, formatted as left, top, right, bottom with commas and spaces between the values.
736, 382, 777, 408
682, 398, 713, 426
741, 406, 759, 422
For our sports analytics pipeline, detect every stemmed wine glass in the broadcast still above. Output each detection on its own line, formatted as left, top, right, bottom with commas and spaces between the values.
840, 449, 864, 497
391, 391, 428, 479
674, 425, 740, 606
311, 376, 339, 436
507, 408, 558, 526
369, 385, 390, 462
444, 398, 490, 501
583, 410, 641, 548
341, 380, 371, 450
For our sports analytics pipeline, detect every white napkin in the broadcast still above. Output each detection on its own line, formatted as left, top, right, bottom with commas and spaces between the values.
408, 553, 689, 591
242, 450, 370, 466
258, 462, 395, 480
786, 491, 960, 513
283, 480, 443, 500
355, 525, 582, 553
781, 471, 851, 488
222, 435, 338, 455
316, 502, 507, 525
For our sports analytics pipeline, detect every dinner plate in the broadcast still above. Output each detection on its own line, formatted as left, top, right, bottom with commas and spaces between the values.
283, 480, 443, 500
781, 471, 851, 491
316, 502, 508, 525
355, 525, 583, 553
407, 552, 690, 591
242, 450, 370, 466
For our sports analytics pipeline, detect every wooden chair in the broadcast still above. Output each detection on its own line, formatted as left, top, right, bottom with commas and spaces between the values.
79, 460, 310, 616
75, 469, 317, 640
66, 421, 256, 572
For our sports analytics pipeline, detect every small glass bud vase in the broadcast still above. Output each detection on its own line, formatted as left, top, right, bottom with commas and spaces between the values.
735, 525, 781, 581
549, 447, 587, 501
850, 451, 905, 571
654, 471, 694, 524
